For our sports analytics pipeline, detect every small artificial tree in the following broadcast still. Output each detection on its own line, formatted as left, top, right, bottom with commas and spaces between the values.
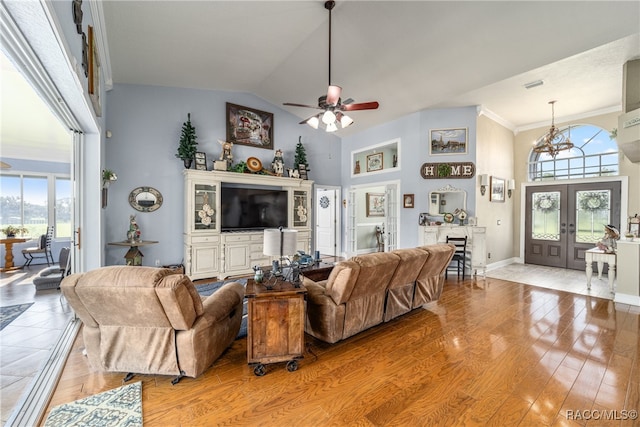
176, 113, 198, 167
294, 136, 309, 178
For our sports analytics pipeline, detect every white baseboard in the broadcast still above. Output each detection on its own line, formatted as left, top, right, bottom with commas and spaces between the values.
614, 293, 640, 307
486, 257, 521, 272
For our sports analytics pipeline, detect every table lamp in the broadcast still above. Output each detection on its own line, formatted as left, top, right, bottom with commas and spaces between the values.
263, 227, 298, 285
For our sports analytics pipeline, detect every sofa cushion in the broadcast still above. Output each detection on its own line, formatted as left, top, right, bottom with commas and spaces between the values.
324, 260, 360, 305
413, 244, 455, 307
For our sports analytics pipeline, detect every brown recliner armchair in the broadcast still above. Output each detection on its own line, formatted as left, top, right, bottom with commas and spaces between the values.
61, 266, 244, 383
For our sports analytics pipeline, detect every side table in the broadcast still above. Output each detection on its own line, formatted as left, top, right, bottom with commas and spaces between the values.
245, 277, 307, 376
300, 261, 335, 282
108, 240, 158, 266
585, 247, 616, 292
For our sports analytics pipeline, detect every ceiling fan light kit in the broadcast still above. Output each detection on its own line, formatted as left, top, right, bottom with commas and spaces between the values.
284, 0, 379, 132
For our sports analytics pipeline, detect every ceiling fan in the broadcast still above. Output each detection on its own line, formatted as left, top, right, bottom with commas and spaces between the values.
283, 0, 379, 132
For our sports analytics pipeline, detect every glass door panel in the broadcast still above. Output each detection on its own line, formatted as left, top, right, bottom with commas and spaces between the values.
194, 184, 216, 231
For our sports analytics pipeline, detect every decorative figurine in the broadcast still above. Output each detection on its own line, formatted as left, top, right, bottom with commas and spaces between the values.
596, 224, 619, 253
214, 139, 233, 170
127, 214, 141, 243
286, 168, 300, 178
272, 149, 284, 176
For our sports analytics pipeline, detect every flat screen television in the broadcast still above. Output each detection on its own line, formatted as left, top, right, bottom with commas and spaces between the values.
221, 184, 288, 231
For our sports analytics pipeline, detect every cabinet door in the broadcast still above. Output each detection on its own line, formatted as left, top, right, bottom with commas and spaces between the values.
293, 190, 309, 228
225, 244, 250, 272
193, 183, 217, 232
192, 244, 219, 276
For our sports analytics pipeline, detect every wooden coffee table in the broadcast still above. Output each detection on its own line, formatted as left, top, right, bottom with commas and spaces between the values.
245, 277, 307, 376
299, 261, 335, 282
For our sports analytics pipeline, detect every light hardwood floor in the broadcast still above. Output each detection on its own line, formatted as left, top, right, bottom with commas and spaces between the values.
42, 272, 639, 426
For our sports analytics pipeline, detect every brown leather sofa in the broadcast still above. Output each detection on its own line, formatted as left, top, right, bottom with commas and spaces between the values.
303, 244, 455, 344
61, 266, 244, 382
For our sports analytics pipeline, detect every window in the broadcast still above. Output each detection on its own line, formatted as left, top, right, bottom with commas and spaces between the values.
0, 173, 70, 239
528, 124, 618, 181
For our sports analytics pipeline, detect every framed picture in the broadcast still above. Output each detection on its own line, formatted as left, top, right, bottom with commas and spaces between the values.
490, 176, 505, 202
403, 194, 415, 208
226, 103, 273, 149
629, 222, 639, 236
429, 128, 468, 155
195, 152, 207, 171
366, 193, 385, 217
366, 152, 383, 172
87, 26, 102, 117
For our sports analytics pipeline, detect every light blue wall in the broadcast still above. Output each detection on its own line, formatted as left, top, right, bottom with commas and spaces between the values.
342, 106, 478, 249
104, 84, 341, 266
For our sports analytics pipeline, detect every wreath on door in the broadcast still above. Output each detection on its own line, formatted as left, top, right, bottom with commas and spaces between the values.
579, 192, 609, 211
534, 194, 558, 212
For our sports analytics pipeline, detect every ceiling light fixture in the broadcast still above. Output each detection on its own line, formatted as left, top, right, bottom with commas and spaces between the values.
533, 100, 574, 158
284, 1, 378, 132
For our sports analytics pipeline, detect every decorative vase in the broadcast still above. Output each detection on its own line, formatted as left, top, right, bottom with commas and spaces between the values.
183, 158, 193, 169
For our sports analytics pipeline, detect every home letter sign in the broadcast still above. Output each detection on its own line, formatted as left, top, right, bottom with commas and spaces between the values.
420, 162, 476, 179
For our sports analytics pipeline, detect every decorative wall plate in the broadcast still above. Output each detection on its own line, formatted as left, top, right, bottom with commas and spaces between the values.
246, 157, 263, 172
129, 187, 163, 212
443, 212, 455, 223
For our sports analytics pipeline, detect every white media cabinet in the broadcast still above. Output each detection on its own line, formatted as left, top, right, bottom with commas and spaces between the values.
183, 170, 313, 280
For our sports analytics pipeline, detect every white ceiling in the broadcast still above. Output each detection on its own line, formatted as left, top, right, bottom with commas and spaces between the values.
103, 1, 640, 134
2, 1, 639, 164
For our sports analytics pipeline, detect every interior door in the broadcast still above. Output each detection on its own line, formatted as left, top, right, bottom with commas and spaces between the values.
384, 183, 398, 252
315, 187, 338, 256
525, 181, 621, 270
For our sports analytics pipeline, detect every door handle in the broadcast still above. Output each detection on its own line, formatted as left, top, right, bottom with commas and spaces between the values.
561, 228, 566, 234
568, 224, 575, 234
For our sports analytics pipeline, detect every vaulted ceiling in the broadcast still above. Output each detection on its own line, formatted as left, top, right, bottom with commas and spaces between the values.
2, 1, 639, 164
102, 1, 640, 134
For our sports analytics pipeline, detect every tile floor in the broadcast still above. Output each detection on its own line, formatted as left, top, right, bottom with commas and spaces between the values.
0, 260, 616, 425
0, 266, 74, 425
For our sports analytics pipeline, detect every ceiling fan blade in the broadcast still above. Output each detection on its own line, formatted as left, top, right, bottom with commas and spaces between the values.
326, 85, 342, 106
342, 101, 380, 111
283, 102, 322, 109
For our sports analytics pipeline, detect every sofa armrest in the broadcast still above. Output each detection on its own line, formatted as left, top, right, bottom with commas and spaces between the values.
201, 282, 245, 323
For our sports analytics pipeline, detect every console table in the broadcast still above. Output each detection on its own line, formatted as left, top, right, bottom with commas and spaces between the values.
585, 247, 616, 292
418, 225, 487, 276
1, 237, 28, 271
245, 277, 306, 376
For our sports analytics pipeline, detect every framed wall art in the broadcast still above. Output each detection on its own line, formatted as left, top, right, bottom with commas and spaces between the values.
366, 193, 385, 217
88, 25, 102, 117
366, 152, 383, 172
403, 194, 415, 208
194, 152, 207, 171
429, 128, 467, 155
226, 103, 273, 149
490, 176, 505, 202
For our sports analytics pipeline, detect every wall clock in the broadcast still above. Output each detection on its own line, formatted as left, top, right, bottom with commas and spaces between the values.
129, 187, 163, 212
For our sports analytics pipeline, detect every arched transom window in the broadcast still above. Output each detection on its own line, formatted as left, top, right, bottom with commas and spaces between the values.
528, 124, 618, 181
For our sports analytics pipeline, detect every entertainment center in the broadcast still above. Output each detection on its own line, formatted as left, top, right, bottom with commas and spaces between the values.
183, 170, 313, 279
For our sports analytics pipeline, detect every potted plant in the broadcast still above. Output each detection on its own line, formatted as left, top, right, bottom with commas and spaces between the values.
102, 169, 117, 188
2, 225, 28, 237
624, 232, 634, 241
176, 113, 198, 168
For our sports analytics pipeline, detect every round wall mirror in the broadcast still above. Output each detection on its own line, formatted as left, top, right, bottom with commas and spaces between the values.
129, 187, 163, 212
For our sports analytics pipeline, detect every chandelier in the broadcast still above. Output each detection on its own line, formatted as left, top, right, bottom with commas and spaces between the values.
533, 100, 574, 157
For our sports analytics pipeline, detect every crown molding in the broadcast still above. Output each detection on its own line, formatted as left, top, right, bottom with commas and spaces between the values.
476, 105, 516, 131
515, 105, 622, 134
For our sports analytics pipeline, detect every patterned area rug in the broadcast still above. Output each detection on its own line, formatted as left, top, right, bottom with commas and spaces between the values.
0, 302, 33, 331
196, 278, 247, 339
44, 381, 142, 427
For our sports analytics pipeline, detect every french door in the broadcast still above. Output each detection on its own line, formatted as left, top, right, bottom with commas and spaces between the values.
525, 181, 621, 270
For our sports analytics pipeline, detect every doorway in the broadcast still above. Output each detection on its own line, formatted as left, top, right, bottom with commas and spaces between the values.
524, 181, 621, 270
314, 185, 341, 257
